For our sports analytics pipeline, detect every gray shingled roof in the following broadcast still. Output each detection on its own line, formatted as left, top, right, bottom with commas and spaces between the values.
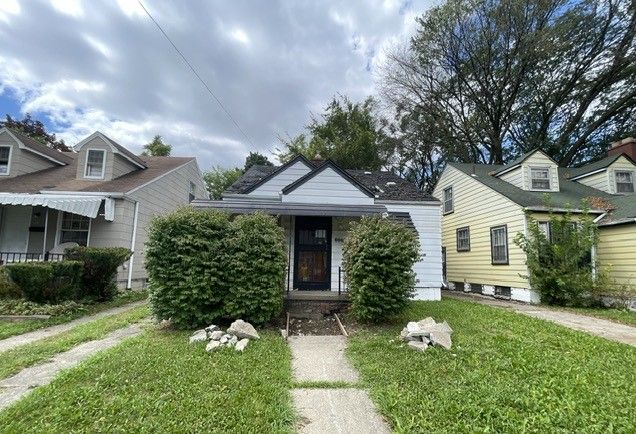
566, 154, 627, 179
8, 129, 74, 165
224, 164, 438, 202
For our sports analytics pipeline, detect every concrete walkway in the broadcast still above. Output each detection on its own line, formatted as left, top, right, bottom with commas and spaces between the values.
289, 335, 390, 434
0, 300, 147, 354
444, 291, 636, 347
0, 323, 143, 411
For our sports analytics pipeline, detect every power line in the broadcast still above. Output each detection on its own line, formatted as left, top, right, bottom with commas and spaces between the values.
136, 0, 256, 148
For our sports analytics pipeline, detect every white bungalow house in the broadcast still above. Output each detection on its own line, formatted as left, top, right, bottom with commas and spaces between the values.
192, 155, 442, 300
0, 128, 207, 288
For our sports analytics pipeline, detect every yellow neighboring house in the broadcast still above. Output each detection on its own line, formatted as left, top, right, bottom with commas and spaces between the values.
433, 138, 636, 305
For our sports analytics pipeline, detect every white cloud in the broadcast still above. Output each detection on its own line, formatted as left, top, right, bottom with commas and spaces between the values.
50, 0, 84, 18
0, 0, 436, 170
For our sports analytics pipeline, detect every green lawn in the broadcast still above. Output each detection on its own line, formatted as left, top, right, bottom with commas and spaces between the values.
558, 305, 636, 327
0, 291, 148, 340
0, 305, 149, 380
348, 299, 636, 433
0, 329, 295, 433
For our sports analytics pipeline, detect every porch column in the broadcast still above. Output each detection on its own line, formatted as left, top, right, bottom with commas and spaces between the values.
41, 207, 49, 259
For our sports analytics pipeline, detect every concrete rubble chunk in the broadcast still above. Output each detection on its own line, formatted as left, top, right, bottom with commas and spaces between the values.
206, 340, 221, 352
406, 322, 420, 333
407, 340, 428, 352
188, 329, 207, 344
430, 331, 452, 350
209, 330, 224, 341
205, 324, 220, 334
431, 321, 453, 335
401, 327, 420, 342
228, 335, 238, 346
417, 317, 436, 329
227, 319, 260, 340
235, 338, 249, 352
220, 334, 231, 344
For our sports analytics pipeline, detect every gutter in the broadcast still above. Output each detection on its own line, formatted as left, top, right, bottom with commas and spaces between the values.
523, 206, 606, 214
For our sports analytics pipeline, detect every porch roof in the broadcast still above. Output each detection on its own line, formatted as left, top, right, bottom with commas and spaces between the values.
191, 199, 388, 217
0, 193, 110, 219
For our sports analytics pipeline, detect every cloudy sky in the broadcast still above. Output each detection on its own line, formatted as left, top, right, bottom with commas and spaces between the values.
0, 0, 436, 170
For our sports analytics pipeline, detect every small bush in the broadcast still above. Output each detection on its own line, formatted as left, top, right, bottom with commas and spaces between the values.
343, 216, 420, 322
225, 213, 286, 324
0, 299, 86, 316
146, 208, 232, 328
5, 261, 82, 303
0, 267, 21, 299
65, 247, 131, 301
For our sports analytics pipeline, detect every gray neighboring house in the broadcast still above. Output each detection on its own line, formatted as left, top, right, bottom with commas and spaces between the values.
0, 128, 207, 288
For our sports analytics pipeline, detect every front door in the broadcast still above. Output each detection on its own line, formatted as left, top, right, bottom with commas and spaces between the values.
294, 216, 331, 290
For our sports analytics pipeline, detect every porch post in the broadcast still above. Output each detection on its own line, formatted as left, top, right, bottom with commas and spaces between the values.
42, 207, 49, 260
287, 215, 292, 292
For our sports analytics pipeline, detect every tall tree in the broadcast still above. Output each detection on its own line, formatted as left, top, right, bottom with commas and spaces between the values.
244, 151, 273, 171
0, 114, 70, 151
142, 135, 172, 156
277, 95, 393, 170
203, 166, 243, 200
382, 0, 636, 180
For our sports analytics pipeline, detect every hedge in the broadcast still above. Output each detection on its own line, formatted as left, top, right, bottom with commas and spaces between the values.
343, 216, 420, 322
65, 247, 131, 301
146, 208, 286, 328
0, 267, 21, 299
5, 261, 83, 303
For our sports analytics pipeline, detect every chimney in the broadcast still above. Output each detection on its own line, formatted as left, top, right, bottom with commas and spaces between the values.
608, 137, 636, 160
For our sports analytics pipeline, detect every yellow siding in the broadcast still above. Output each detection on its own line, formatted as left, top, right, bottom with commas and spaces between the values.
500, 166, 523, 188
608, 156, 636, 194
597, 224, 636, 290
433, 166, 530, 288
576, 171, 609, 192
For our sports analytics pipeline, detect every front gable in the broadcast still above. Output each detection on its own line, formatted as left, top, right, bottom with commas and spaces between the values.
0, 129, 64, 178
607, 155, 636, 194
281, 161, 375, 205
495, 149, 560, 192
246, 156, 313, 197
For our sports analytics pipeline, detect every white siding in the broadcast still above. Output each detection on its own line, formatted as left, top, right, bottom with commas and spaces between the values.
499, 167, 523, 188
330, 217, 357, 291
608, 156, 636, 194
521, 152, 560, 192
282, 167, 374, 205
382, 202, 443, 300
576, 171, 610, 192
249, 161, 311, 197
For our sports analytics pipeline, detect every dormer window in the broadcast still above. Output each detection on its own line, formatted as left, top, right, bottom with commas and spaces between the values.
615, 171, 634, 193
84, 149, 106, 179
530, 167, 550, 190
0, 146, 10, 175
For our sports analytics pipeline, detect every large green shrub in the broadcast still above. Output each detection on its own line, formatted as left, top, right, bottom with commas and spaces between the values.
225, 213, 286, 324
146, 208, 232, 328
343, 216, 420, 322
514, 209, 602, 306
5, 261, 82, 303
65, 247, 131, 301
0, 267, 21, 299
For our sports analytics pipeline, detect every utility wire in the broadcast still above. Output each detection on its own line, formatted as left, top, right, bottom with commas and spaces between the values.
137, 0, 256, 148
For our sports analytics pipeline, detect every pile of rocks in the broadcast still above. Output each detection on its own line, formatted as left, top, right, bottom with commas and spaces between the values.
399, 317, 453, 351
189, 319, 259, 352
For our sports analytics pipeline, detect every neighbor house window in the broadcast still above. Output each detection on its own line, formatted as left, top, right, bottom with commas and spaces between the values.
456, 226, 470, 252
443, 186, 453, 214
189, 181, 196, 202
490, 225, 508, 265
530, 167, 550, 190
84, 149, 106, 178
0, 146, 10, 175
59, 212, 90, 246
615, 171, 634, 193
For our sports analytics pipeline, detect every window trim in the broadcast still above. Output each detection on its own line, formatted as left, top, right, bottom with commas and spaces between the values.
490, 224, 509, 265
84, 148, 107, 179
456, 226, 470, 252
443, 186, 454, 214
614, 170, 634, 194
0, 145, 12, 176
529, 166, 551, 191
189, 181, 196, 202
58, 212, 91, 246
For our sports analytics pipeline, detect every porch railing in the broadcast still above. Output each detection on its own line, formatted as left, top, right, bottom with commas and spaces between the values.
0, 252, 65, 265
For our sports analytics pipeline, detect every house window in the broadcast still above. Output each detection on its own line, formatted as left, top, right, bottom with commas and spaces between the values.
456, 226, 470, 252
443, 186, 453, 214
538, 221, 551, 241
84, 149, 106, 178
615, 171, 634, 193
530, 168, 550, 190
60, 212, 90, 246
189, 181, 196, 202
0, 146, 10, 175
490, 225, 508, 265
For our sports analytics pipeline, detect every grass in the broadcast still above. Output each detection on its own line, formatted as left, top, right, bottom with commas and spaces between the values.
557, 305, 636, 327
0, 329, 295, 433
0, 305, 149, 380
347, 298, 636, 433
0, 291, 148, 340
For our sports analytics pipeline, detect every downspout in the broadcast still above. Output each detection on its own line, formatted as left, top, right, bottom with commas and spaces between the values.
591, 212, 607, 280
127, 201, 140, 289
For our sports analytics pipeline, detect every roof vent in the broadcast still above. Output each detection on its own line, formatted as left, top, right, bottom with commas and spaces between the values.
375, 185, 385, 193
364, 171, 372, 175
385, 181, 396, 187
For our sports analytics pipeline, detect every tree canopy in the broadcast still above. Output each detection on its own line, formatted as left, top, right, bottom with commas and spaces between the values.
244, 151, 273, 171
1, 114, 70, 151
382, 0, 636, 191
277, 95, 392, 170
203, 166, 243, 200
142, 135, 172, 156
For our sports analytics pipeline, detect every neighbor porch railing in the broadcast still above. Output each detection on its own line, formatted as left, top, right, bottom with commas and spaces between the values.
0, 252, 65, 265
